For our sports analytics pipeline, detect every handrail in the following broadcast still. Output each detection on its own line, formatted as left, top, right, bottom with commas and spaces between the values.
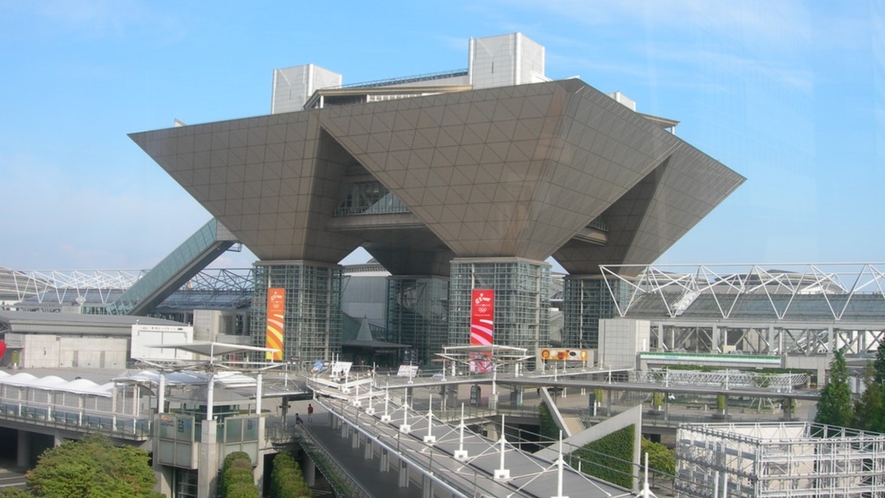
0, 400, 151, 439
293, 424, 374, 498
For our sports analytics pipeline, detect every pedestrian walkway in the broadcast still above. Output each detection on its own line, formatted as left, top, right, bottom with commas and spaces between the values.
296, 402, 421, 498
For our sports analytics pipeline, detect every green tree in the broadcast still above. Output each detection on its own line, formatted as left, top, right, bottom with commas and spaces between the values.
25, 434, 161, 498
852, 363, 885, 432
814, 349, 854, 429
873, 339, 885, 385
715, 394, 727, 413
640, 437, 675, 475
652, 392, 664, 411
538, 402, 559, 441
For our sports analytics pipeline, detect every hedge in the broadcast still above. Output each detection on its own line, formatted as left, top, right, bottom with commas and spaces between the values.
572, 424, 635, 489
221, 452, 258, 498
270, 452, 312, 497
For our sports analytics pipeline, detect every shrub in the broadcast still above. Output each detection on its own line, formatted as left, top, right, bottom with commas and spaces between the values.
225, 481, 260, 498
221, 452, 257, 498
538, 401, 559, 442
223, 452, 252, 473
271, 452, 311, 497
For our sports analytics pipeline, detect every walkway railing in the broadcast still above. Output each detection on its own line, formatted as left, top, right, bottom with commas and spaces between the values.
0, 400, 151, 440
292, 424, 374, 498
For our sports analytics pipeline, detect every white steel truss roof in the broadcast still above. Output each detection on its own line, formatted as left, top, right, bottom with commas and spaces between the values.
601, 263, 885, 320
2, 268, 253, 306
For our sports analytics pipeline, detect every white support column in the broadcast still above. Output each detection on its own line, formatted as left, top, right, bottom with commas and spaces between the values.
380, 447, 390, 472
366, 388, 375, 416
398, 459, 409, 488
490, 365, 498, 410
494, 414, 510, 480
255, 372, 263, 415
711, 325, 720, 353
552, 431, 568, 498
381, 390, 392, 423
454, 403, 468, 461
157, 374, 166, 414
422, 473, 434, 498
364, 438, 373, 460
197, 419, 218, 498
132, 384, 138, 417
423, 395, 436, 445
206, 373, 215, 422
636, 452, 657, 498
400, 391, 411, 434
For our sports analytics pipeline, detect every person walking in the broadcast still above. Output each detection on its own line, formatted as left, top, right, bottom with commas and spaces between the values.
295, 413, 303, 425
307, 403, 314, 422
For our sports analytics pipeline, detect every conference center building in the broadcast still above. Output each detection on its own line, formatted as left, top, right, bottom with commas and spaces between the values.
130, 33, 745, 366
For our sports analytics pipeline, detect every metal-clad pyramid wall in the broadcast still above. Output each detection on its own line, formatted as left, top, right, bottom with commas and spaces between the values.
131, 79, 744, 275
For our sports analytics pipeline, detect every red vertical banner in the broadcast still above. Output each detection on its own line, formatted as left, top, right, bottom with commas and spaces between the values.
266, 288, 285, 361
470, 290, 494, 372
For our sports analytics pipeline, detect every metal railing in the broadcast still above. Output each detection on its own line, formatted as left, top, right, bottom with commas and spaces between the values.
0, 400, 151, 439
292, 424, 374, 498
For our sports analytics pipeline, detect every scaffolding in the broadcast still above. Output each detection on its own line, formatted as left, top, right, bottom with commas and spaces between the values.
676, 422, 885, 497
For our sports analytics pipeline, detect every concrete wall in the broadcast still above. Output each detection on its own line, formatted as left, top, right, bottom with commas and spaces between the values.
193, 310, 237, 342
536, 404, 643, 491
598, 319, 650, 369
271, 64, 342, 114
469, 33, 546, 89
22, 334, 128, 369
783, 354, 830, 385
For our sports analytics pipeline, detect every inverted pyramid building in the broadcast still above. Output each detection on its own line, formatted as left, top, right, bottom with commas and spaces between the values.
131, 33, 744, 364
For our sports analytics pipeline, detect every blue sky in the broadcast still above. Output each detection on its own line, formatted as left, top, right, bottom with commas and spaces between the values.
1, 1, 882, 271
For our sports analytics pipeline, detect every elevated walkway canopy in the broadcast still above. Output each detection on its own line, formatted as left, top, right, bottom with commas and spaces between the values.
111, 219, 240, 316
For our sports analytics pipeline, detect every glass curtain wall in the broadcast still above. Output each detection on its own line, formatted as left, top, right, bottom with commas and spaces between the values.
250, 262, 343, 364
449, 258, 550, 357
562, 276, 628, 349
386, 277, 449, 366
